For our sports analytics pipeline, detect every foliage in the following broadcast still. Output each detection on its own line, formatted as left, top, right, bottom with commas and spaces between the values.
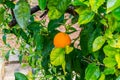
1, 0, 120, 80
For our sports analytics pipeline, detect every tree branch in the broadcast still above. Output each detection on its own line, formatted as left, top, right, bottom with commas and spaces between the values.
40, 9, 48, 18
30, 5, 40, 14
8, 5, 77, 28
66, 5, 77, 16
8, 5, 40, 27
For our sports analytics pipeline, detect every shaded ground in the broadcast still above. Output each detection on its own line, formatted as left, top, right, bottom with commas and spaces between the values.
4, 63, 31, 80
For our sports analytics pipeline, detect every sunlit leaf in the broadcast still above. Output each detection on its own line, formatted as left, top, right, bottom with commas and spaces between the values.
115, 53, 120, 69
89, 0, 105, 13
103, 45, 118, 57
76, 9, 95, 24
103, 57, 117, 68
107, 34, 120, 48
14, 0, 30, 28
65, 46, 74, 54
48, 0, 71, 19
107, 0, 120, 13
100, 19, 108, 27
62, 61, 66, 75
104, 67, 116, 75
93, 36, 106, 52
48, 7, 62, 20
99, 73, 105, 80
50, 48, 65, 66
71, 0, 87, 6
85, 63, 101, 80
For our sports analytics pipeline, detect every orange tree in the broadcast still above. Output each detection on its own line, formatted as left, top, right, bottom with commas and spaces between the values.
1, 0, 120, 80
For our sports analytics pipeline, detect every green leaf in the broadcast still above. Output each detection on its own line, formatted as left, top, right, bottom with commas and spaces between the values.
85, 63, 101, 80
76, 9, 95, 24
106, 14, 118, 34
107, 0, 120, 13
10, 28, 20, 38
105, 14, 120, 39
103, 45, 118, 57
41, 37, 54, 69
103, 57, 117, 68
0, 0, 4, 3
48, 7, 62, 20
38, 0, 46, 10
80, 25, 102, 56
71, 0, 87, 6
27, 22, 41, 32
2, 34, 6, 44
116, 75, 120, 80
65, 46, 74, 54
0, 7, 5, 23
104, 67, 116, 75
115, 53, 120, 69
50, 48, 65, 66
48, 0, 71, 19
34, 33, 43, 51
42, 37, 54, 57
107, 34, 120, 48
62, 61, 66, 75
14, 0, 30, 28
48, 15, 64, 32
100, 19, 108, 27
88, 27, 102, 53
19, 54, 23, 64
112, 7, 120, 20
80, 23, 94, 55
2, 29, 11, 34
93, 36, 106, 52
5, 50, 10, 61
5, 0, 15, 9
14, 72, 28, 80
20, 29, 28, 42
105, 15, 120, 38
56, 0, 71, 12
99, 73, 105, 80
89, 0, 105, 13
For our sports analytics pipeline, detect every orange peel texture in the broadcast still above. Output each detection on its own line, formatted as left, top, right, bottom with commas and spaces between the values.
53, 32, 71, 48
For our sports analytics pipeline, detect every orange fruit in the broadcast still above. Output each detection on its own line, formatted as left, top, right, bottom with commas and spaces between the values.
53, 32, 71, 48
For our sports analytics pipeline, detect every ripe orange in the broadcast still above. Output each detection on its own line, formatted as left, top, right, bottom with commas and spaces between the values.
53, 32, 71, 48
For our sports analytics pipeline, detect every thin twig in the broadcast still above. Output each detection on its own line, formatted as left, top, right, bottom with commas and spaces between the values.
40, 9, 48, 18
11, 9, 15, 18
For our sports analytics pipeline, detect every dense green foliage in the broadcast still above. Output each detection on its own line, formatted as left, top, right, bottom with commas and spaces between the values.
1, 0, 120, 80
